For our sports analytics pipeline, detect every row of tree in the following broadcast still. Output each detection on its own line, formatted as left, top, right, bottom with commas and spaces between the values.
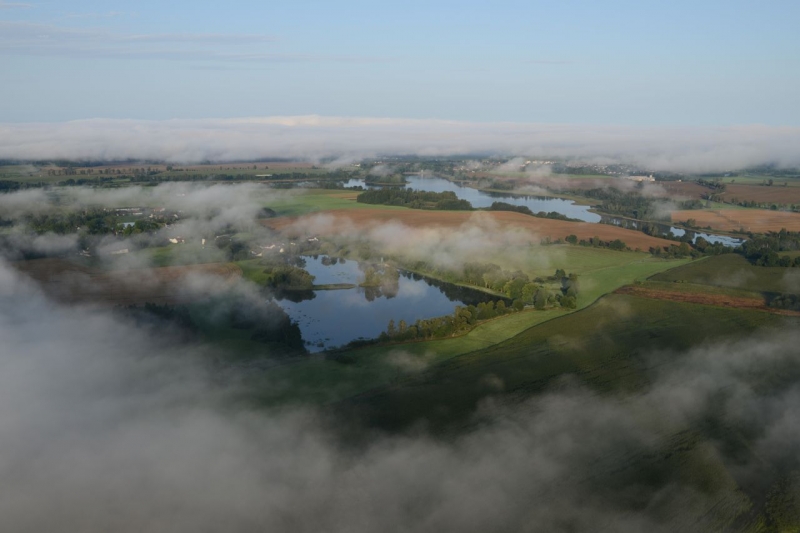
488, 202, 579, 221
379, 300, 521, 343
378, 271, 580, 344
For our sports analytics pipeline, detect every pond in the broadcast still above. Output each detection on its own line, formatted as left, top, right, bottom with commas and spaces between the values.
344, 176, 601, 222
272, 255, 498, 352
600, 216, 746, 247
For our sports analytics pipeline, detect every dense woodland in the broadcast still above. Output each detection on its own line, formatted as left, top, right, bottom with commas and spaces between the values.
356, 189, 473, 210
740, 230, 800, 267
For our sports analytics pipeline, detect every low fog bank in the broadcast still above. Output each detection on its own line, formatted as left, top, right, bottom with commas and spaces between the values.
3, 258, 800, 532
2, 116, 800, 172
283, 211, 553, 273
0, 183, 556, 273
0, 183, 290, 265
0, 181, 281, 219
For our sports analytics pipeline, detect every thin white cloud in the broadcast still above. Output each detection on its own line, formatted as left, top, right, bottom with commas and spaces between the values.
0, 20, 275, 46
1, 116, 799, 172
0, 1, 32, 9
0, 21, 389, 63
64, 11, 135, 19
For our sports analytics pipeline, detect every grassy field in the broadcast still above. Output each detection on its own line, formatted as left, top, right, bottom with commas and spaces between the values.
651, 254, 799, 294
351, 293, 796, 428
264, 189, 405, 217
338, 292, 799, 529
336, 290, 799, 532
521, 245, 692, 306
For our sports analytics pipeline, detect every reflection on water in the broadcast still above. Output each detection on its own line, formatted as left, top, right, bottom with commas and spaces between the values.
600, 216, 745, 247
272, 256, 496, 352
302, 255, 361, 285
344, 176, 601, 222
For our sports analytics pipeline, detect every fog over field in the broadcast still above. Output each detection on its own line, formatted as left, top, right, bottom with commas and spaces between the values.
0, 183, 797, 531
3, 0, 800, 530
2, 257, 800, 532
2, 117, 800, 172
0, 184, 559, 273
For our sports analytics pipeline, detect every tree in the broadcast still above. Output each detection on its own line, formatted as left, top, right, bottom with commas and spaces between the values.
608, 239, 627, 251
534, 288, 549, 310
521, 282, 538, 304
565, 234, 578, 244
387, 319, 396, 336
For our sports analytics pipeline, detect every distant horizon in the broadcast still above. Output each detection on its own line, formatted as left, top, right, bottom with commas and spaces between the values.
1, 115, 799, 172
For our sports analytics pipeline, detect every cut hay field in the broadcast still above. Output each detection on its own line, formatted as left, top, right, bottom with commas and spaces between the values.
12, 258, 241, 305
615, 285, 800, 316
267, 207, 676, 251
724, 183, 800, 204
671, 208, 800, 232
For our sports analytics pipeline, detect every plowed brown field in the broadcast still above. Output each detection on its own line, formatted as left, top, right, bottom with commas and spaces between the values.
671, 209, 800, 233
13, 258, 242, 305
267, 208, 676, 251
615, 285, 800, 316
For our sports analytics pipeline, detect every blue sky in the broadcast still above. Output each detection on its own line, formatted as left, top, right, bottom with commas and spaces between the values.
1, 0, 799, 125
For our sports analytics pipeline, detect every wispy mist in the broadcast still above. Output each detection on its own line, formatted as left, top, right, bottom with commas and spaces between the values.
2, 256, 800, 531
2, 117, 800, 172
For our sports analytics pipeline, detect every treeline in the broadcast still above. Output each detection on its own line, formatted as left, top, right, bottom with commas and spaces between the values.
563, 234, 628, 251
739, 230, 800, 267
377, 270, 580, 344
356, 189, 473, 210
364, 174, 407, 185
769, 294, 800, 311
649, 242, 694, 259
379, 301, 520, 343
406, 261, 580, 309
488, 202, 533, 215
122, 303, 196, 336
25, 210, 120, 235
0, 181, 24, 191
228, 299, 305, 351
487, 202, 580, 221
487, 180, 515, 191
580, 188, 670, 221
697, 178, 727, 192
23, 210, 171, 238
